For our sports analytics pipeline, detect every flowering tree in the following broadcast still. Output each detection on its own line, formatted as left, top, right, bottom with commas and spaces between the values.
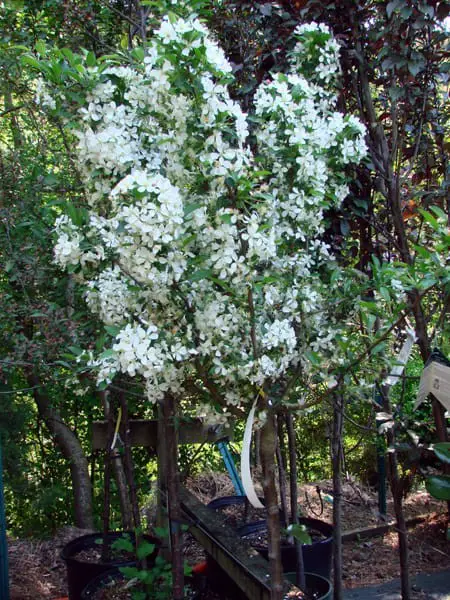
35, 13, 367, 598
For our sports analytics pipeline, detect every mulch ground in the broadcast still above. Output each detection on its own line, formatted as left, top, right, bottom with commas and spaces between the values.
7, 473, 450, 599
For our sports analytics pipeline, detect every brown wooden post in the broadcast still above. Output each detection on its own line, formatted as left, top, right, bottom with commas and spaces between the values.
156, 403, 168, 534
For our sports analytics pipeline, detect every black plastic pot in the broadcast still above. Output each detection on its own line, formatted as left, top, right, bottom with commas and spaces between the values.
81, 569, 203, 600
207, 495, 265, 517
207, 495, 279, 526
61, 532, 160, 600
285, 572, 332, 600
80, 568, 125, 599
238, 517, 333, 578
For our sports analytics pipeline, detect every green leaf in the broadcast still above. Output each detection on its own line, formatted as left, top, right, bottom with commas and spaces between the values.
412, 244, 431, 259
429, 205, 447, 221
433, 442, 450, 465
154, 526, 168, 539
68, 345, 84, 356
105, 325, 121, 337
86, 51, 96, 68
418, 208, 439, 230
132, 47, 145, 62
43, 173, 58, 187
305, 350, 320, 366
408, 60, 424, 77
286, 524, 312, 545
386, 0, 402, 18
119, 566, 139, 578
189, 269, 212, 282
98, 349, 116, 359
137, 542, 155, 560
112, 536, 134, 552
21, 55, 41, 70
379, 286, 390, 302
35, 40, 46, 56
184, 202, 202, 217
426, 475, 450, 500
220, 213, 232, 224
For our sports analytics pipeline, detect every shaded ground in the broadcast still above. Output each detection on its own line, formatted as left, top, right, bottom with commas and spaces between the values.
344, 570, 450, 600
7, 473, 450, 599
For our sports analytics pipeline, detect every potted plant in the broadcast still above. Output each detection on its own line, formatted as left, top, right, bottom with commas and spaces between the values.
62, 531, 160, 600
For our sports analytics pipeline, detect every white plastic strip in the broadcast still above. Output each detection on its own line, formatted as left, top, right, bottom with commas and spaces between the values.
384, 325, 417, 388
241, 400, 265, 509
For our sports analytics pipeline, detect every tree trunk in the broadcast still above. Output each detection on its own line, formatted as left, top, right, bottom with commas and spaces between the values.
286, 413, 306, 591
276, 416, 288, 528
381, 386, 411, 600
27, 371, 94, 529
260, 407, 283, 600
163, 394, 184, 600
118, 392, 141, 531
332, 391, 344, 600
100, 391, 133, 530
390, 458, 411, 600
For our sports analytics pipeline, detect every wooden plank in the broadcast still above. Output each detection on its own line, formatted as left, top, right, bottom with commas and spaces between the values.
91, 419, 233, 450
180, 487, 273, 600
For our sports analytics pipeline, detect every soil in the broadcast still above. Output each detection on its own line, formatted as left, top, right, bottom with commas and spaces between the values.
240, 526, 327, 549
208, 500, 267, 529
73, 545, 135, 565
85, 577, 132, 600
7, 474, 450, 600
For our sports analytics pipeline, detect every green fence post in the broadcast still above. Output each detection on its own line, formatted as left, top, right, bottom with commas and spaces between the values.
0, 441, 9, 600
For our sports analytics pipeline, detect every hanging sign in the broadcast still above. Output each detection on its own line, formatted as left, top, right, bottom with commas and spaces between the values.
415, 360, 450, 412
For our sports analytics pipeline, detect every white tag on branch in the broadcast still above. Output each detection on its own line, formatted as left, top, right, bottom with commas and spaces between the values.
415, 361, 450, 412
241, 400, 265, 509
378, 420, 395, 434
384, 326, 417, 388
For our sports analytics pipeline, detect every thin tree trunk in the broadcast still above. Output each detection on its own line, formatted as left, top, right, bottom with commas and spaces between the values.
381, 385, 411, 600
163, 394, 184, 600
100, 391, 133, 530
118, 392, 141, 531
102, 406, 114, 562
332, 391, 344, 600
276, 416, 288, 528
260, 406, 283, 600
389, 454, 411, 600
27, 372, 94, 529
286, 413, 306, 591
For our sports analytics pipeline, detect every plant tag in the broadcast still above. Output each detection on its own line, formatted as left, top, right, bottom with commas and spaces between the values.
384, 326, 416, 388
415, 361, 450, 411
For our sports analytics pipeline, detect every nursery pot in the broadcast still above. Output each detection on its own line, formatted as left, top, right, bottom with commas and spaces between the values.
207, 495, 267, 525
61, 532, 160, 600
285, 572, 332, 600
82, 569, 200, 600
80, 568, 125, 600
238, 517, 333, 578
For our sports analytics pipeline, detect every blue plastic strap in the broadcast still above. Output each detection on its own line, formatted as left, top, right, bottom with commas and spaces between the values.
216, 440, 245, 496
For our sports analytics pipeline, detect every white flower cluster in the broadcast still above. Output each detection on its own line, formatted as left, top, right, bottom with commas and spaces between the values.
48, 16, 367, 421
